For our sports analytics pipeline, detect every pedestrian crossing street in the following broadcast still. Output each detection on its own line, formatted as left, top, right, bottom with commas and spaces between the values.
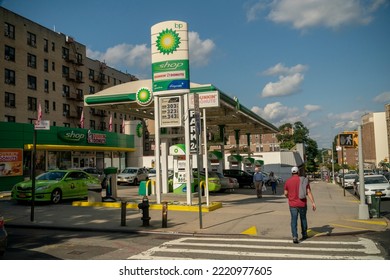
128, 236, 384, 260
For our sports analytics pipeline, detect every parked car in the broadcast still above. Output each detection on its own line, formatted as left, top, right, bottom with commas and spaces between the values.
213, 171, 238, 192
223, 169, 254, 188
117, 167, 149, 185
80, 167, 104, 182
0, 215, 7, 257
342, 174, 359, 189
353, 174, 390, 199
147, 168, 156, 178
11, 170, 101, 204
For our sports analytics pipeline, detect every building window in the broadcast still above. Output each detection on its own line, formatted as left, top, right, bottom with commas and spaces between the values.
62, 47, 69, 60
27, 32, 36, 47
76, 53, 83, 64
76, 70, 83, 82
77, 89, 83, 99
100, 121, 106, 131
63, 123, 70, 127
89, 69, 94, 80
52, 61, 55, 71
5, 69, 16, 84
63, 104, 70, 117
44, 100, 49, 113
27, 96, 37, 111
4, 22, 15, 39
62, 85, 70, 96
44, 59, 49, 72
89, 86, 95, 94
5, 45, 15, 61
43, 80, 49, 93
5, 92, 16, 107
52, 81, 56, 91
52, 101, 56, 111
90, 120, 96, 130
5, 115, 16, 122
27, 75, 37, 90
51, 42, 55, 51
62, 65, 69, 78
44, 39, 48, 52
27, 53, 37, 68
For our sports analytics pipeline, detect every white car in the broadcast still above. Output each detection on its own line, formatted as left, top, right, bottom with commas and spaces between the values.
117, 167, 149, 185
342, 174, 359, 189
213, 172, 238, 192
354, 174, 390, 199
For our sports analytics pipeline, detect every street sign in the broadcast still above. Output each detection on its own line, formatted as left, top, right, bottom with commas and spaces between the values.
34, 120, 50, 130
339, 133, 354, 147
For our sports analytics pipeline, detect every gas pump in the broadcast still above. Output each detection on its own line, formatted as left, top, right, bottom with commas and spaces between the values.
243, 157, 255, 173
169, 144, 193, 194
227, 154, 243, 169
254, 159, 264, 171
208, 150, 223, 173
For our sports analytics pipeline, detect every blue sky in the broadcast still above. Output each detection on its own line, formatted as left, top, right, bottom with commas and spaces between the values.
2, 0, 390, 148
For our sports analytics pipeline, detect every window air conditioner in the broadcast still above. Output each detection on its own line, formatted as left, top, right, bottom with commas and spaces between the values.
5, 79, 11, 84
5, 56, 10, 60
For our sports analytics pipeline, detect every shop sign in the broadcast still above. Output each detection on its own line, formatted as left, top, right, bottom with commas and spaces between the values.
58, 130, 85, 143
0, 148, 23, 177
87, 130, 106, 144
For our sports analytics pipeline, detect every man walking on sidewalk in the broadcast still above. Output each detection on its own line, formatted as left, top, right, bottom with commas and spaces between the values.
253, 167, 264, 198
284, 166, 316, 244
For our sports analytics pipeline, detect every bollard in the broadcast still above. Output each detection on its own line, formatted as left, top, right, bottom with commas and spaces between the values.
162, 202, 168, 228
121, 201, 127, 226
138, 196, 150, 227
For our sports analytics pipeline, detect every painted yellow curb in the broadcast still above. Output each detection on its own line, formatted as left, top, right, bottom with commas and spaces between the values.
72, 200, 222, 212
346, 219, 388, 226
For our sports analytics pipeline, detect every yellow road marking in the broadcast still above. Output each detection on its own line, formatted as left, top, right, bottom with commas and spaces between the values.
241, 226, 257, 235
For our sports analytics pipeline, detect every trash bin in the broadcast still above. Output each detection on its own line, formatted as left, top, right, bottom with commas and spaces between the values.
87, 184, 102, 202
367, 192, 381, 218
139, 180, 151, 196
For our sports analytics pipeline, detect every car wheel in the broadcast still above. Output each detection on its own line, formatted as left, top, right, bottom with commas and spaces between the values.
51, 189, 62, 204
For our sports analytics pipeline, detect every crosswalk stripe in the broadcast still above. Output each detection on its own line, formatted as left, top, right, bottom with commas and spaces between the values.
128, 237, 383, 260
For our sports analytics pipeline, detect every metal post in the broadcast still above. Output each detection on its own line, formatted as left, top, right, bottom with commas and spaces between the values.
121, 201, 127, 226
358, 125, 369, 219
30, 129, 36, 222
331, 146, 335, 184
342, 146, 345, 196
162, 202, 168, 228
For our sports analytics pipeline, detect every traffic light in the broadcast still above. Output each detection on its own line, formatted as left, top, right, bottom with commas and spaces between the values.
339, 133, 354, 147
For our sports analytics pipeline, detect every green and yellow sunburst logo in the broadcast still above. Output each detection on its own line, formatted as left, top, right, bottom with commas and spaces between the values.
136, 123, 143, 138
136, 87, 152, 106
156, 28, 181, 55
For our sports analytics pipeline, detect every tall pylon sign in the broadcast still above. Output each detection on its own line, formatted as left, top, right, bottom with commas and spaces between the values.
151, 21, 190, 94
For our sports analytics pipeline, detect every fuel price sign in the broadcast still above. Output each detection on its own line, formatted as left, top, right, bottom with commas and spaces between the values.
160, 96, 182, 127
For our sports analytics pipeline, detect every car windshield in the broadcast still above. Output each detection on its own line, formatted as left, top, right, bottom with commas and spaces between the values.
37, 171, 66, 181
121, 168, 137, 174
365, 176, 388, 184
345, 175, 358, 179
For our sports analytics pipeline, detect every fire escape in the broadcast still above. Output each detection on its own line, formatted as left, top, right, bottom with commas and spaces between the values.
90, 62, 108, 130
62, 35, 84, 127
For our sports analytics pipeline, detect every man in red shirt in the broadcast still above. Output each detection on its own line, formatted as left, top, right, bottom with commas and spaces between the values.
284, 166, 316, 244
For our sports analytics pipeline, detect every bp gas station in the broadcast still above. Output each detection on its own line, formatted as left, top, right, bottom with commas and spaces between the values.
84, 20, 278, 206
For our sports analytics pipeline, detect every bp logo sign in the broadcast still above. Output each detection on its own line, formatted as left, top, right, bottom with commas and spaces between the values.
156, 29, 181, 55
136, 123, 143, 138
136, 87, 152, 106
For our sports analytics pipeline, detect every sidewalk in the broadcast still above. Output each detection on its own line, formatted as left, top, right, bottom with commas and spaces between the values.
0, 181, 388, 239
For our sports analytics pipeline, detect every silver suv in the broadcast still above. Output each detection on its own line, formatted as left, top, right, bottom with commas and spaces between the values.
117, 167, 148, 185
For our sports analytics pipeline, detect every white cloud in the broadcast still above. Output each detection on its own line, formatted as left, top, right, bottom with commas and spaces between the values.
87, 43, 150, 70
262, 63, 308, 76
261, 72, 305, 97
252, 102, 300, 125
247, 0, 386, 30
304, 104, 321, 112
188, 31, 215, 67
373, 91, 390, 103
